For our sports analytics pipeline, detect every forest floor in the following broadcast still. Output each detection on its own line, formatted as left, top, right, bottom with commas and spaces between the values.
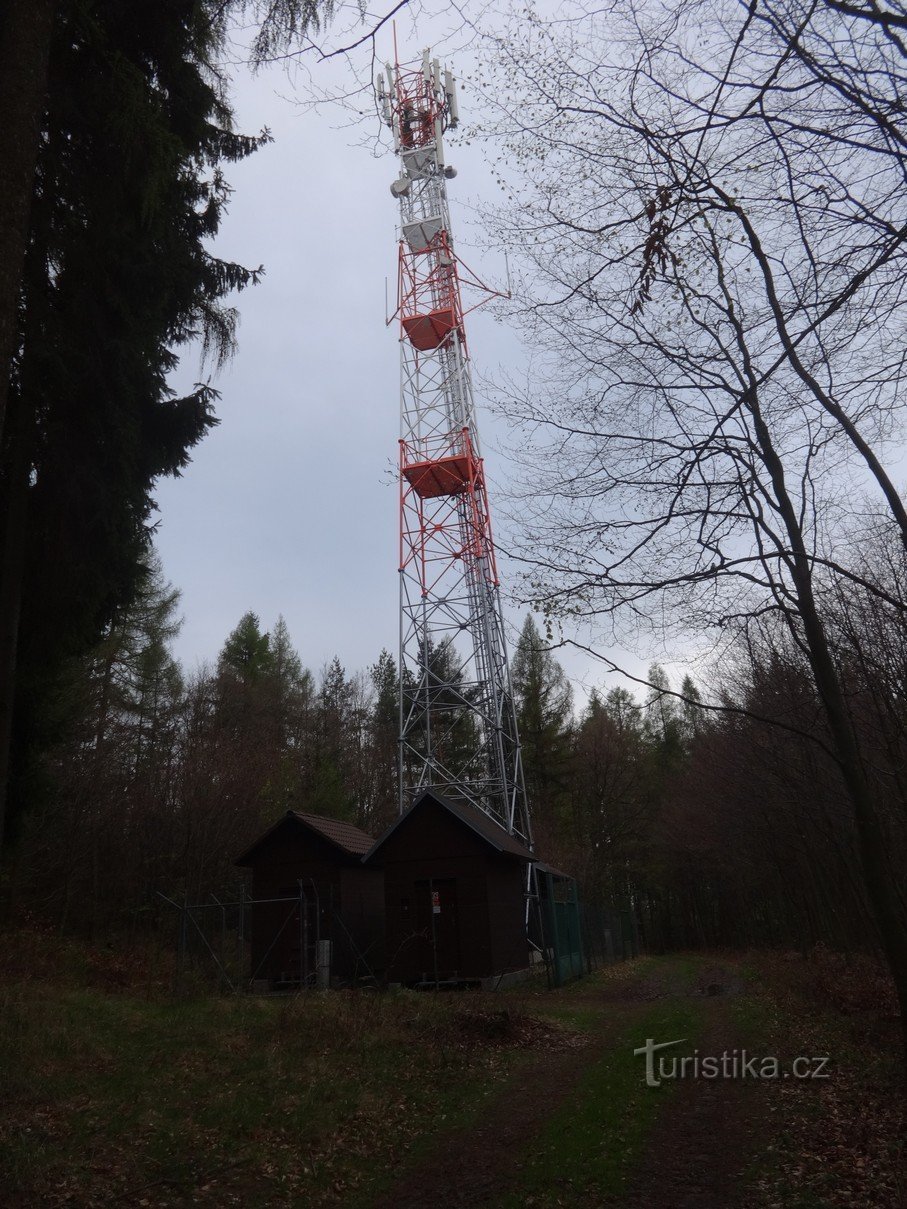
0, 930, 903, 1207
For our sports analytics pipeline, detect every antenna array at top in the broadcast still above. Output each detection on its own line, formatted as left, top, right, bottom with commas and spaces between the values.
376, 50, 459, 167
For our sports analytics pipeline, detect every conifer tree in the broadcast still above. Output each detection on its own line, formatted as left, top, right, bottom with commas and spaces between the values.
310, 657, 357, 820
219, 613, 274, 684
643, 665, 685, 768
0, 0, 267, 850
511, 615, 573, 851
367, 648, 399, 830
570, 681, 651, 907
14, 554, 185, 928
271, 616, 305, 697
0, 1, 378, 853
268, 614, 315, 788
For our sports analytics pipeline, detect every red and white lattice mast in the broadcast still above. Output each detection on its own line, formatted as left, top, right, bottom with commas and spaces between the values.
377, 48, 532, 846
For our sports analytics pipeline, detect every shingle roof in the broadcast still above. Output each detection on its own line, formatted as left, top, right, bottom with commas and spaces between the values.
235, 810, 375, 865
289, 811, 374, 856
364, 790, 534, 863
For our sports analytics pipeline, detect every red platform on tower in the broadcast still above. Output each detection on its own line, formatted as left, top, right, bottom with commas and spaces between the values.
401, 453, 471, 498
401, 308, 460, 351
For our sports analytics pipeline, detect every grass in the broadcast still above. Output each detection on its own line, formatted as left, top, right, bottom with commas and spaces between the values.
3, 938, 899, 1208
0, 981, 517, 1207
497, 996, 703, 1207
0, 954, 693, 1209
738, 953, 905, 1209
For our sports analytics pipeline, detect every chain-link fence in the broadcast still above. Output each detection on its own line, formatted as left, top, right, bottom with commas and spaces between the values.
159, 881, 382, 993
533, 868, 639, 988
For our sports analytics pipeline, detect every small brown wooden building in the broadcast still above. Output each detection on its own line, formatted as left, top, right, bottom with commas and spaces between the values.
235, 811, 384, 987
365, 790, 533, 986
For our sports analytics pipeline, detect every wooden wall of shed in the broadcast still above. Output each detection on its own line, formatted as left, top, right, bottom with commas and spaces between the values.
383, 856, 492, 981
338, 866, 386, 979
376, 802, 527, 982
486, 859, 529, 975
247, 827, 344, 899
243, 824, 384, 984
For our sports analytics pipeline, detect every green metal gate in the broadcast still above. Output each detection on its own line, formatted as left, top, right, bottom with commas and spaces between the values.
540, 869, 585, 987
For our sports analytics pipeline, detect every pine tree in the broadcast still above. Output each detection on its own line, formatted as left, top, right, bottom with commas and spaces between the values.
603, 686, 641, 735
14, 554, 185, 930
679, 674, 703, 745
571, 681, 651, 907
511, 614, 573, 852
427, 638, 483, 791
219, 613, 274, 684
366, 648, 399, 830
643, 664, 685, 765
310, 657, 357, 820
0, 0, 269, 849
271, 616, 304, 696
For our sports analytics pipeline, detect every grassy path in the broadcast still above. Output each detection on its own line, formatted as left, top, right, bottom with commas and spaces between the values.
0, 944, 902, 1206
374, 954, 765, 1209
371, 952, 903, 1208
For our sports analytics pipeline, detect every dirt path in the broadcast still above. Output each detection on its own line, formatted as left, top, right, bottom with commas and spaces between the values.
618, 987, 768, 1209
370, 957, 768, 1209
368, 1007, 598, 1209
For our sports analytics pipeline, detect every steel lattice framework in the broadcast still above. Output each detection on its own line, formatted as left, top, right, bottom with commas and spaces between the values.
377, 50, 532, 846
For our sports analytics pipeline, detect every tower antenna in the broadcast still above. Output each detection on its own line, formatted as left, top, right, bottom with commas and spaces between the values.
376, 49, 532, 848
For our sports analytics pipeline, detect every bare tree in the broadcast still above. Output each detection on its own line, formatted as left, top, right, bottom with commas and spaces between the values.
480, 0, 907, 1053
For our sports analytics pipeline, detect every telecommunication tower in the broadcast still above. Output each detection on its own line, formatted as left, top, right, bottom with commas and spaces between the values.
377, 49, 532, 847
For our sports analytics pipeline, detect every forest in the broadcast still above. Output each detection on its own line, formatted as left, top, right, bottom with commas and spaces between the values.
3, 0, 904, 979
1, 0, 906, 1205
7, 571, 903, 974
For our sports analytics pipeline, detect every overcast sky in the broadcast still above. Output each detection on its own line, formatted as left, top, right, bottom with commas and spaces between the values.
153, 4, 652, 704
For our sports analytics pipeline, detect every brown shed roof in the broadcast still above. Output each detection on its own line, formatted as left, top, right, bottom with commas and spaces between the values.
292, 811, 374, 856
235, 810, 375, 866
364, 790, 534, 863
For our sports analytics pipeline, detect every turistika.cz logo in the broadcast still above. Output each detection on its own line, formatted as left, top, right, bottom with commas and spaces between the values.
633, 1038, 831, 1087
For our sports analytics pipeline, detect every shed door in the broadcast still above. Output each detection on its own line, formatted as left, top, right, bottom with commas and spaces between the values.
416, 878, 460, 981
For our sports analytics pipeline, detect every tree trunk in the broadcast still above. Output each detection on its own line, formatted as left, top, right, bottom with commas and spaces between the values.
749, 391, 907, 1067
0, 411, 31, 854
0, 0, 54, 450
812, 657, 907, 1068
0, 1, 54, 854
